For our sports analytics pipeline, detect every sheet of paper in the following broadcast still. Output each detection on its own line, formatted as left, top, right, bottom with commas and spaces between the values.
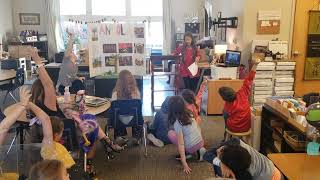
188, 62, 198, 76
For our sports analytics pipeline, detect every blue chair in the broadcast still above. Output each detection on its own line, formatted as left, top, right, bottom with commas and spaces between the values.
105, 99, 147, 156
0, 68, 25, 104
0, 59, 18, 70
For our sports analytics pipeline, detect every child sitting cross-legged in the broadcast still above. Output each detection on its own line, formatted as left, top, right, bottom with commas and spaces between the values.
167, 96, 206, 174
218, 58, 260, 135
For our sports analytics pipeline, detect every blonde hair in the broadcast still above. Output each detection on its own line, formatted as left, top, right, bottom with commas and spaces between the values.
29, 160, 65, 180
113, 70, 140, 100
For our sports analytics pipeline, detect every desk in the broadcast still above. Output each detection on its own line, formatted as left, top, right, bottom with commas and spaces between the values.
268, 153, 320, 180
0, 69, 16, 82
207, 79, 243, 114
56, 95, 110, 115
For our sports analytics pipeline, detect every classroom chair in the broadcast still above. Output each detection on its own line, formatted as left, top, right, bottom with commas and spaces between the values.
225, 129, 252, 145
105, 99, 147, 157
0, 68, 25, 104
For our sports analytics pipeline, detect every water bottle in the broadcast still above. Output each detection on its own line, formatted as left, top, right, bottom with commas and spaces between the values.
64, 86, 71, 103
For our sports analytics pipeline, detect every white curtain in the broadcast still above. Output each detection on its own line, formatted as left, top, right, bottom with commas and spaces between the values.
45, 0, 64, 59
163, 0, 173, 54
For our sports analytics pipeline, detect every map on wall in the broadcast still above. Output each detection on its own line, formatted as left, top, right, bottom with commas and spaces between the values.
88, 23, 146, 77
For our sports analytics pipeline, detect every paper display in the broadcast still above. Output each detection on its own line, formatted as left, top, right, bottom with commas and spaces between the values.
188, 62, 199, 76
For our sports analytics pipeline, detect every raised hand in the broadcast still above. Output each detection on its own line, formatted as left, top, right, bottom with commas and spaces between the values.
19, 86, 31, 107
27, 47, 41, 64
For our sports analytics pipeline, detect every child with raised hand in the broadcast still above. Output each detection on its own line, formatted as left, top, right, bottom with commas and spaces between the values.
167, 96, 206, 174
29, 160, 70, 180
181, 77, 208, 124
218, 58, 260, 134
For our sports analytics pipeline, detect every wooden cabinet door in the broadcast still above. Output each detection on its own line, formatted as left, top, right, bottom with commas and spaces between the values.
292, 0, 320, 96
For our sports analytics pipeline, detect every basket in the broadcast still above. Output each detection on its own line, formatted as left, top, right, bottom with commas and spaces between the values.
283, 131, 306, 151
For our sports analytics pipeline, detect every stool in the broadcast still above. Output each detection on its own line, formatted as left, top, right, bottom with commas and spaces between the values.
225, 129, 252, 145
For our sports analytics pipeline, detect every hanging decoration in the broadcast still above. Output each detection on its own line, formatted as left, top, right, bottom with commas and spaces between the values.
67, 18, 109, 24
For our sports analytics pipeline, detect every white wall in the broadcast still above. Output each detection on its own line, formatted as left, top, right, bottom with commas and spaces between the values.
0, 0, 13, 46
12, 0, 46, 34
171, 0, 204, 32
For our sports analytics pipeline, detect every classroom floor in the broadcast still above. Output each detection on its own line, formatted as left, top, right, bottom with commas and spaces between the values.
0, 76, 225, 180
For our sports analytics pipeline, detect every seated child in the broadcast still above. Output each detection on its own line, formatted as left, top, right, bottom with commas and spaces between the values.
29, 160, 70, 180
218, 59, 260, 133
203, 138, 282, 180
181, 78, 207, 124
167, 96, 206, 174
147, 96, 171, 147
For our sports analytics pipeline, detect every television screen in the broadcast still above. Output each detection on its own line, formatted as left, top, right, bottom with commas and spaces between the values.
225, 50, 241, 67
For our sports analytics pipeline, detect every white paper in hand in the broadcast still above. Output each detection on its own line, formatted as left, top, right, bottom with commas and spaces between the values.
188, 62, 198, 76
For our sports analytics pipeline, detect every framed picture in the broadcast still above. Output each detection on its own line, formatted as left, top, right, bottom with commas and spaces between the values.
19, 13, 40, 25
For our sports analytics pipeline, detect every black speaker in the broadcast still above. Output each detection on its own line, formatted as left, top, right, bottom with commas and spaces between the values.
55, 52, 65, 63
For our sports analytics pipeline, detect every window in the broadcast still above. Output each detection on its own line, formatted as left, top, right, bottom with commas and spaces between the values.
60, 0, 163, 50
92, 0, 126, 16
131, 0, 162, 16
60, 0, 86, 15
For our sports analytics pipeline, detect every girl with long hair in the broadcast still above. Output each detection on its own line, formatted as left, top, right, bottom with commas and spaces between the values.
173, 32, 201, 92
167, 96, 206, 174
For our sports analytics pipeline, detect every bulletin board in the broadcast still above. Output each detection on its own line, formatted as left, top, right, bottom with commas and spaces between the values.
88, 23, 146, 77
257, 10, 281, 35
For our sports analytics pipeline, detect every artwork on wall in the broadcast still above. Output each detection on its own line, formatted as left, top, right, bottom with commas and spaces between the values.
305, 11, 320, 80
134, 43, 145, 54
91, 26, 99, 41
119, 56, 133, 66
92, 56, 102, 68
103, 44, 117, 53
19, 13, 40, 25
134, 55, 144, 66
105, 56, 116, 66
88, 23, 146, 77
134, 27, 145, 38
119, 43, 133, 53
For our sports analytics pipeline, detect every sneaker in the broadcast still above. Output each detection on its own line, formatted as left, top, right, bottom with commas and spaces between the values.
197, 147, 207, 162
147, 133, 164, 147
175, 154, 193, 161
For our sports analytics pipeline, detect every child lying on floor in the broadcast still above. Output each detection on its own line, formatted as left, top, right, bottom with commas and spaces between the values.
203, 138, 282, 180
167, 96, 206, 174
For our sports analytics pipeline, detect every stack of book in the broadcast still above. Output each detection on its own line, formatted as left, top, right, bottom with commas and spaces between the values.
253, 62, 276, 108
274, 61, 296, 96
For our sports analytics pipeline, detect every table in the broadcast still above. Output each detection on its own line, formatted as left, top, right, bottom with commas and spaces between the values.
0, 69, 16, 82
268, 153, 320, 180
56, 95, 110, 115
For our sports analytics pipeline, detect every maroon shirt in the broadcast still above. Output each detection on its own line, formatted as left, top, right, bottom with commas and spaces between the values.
174, 45, 200, 77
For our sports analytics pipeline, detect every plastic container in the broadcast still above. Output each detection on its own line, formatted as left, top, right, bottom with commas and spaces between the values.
64, 86, 71, 103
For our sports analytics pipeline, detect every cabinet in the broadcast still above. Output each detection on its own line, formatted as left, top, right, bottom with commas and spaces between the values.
207, 79, 243, 114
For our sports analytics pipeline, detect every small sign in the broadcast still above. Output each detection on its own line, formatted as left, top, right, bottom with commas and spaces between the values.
26, 36, 38, 42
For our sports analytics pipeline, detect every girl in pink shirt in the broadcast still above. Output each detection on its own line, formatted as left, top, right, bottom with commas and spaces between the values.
174, 32, 201, 92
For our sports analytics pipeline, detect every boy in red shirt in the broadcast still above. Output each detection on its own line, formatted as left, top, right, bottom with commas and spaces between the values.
218, 59, 260, 133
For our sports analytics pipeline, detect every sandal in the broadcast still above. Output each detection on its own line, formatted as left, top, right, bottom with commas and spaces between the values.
100, 137, 124, 153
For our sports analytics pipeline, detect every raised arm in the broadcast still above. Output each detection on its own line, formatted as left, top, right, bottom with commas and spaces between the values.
238, 59, 261, 97
0, 87, 30, 145
64, 32, 74, 59
28, 102, 53, 144
28, 47, 57, 111
195, 78, 207, 110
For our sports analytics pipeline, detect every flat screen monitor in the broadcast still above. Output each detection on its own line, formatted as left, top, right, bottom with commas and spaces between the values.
225, 50, 241, 67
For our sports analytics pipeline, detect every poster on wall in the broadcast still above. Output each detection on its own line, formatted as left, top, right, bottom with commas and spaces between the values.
305, 11, 320, 80
88, 23, 146, 77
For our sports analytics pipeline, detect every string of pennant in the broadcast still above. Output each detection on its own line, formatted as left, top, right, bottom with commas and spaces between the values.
67, 18, 147, 24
